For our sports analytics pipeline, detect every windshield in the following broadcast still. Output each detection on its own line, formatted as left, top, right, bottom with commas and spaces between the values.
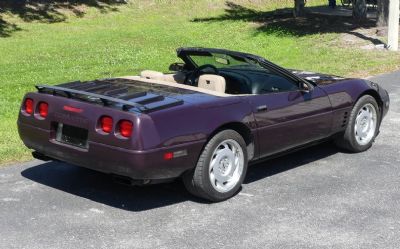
188, 52, 265, 70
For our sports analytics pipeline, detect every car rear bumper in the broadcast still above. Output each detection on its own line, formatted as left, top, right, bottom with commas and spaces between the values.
18, 121, 205, 180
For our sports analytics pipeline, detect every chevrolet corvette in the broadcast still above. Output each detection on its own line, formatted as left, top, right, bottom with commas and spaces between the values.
18, 48, 390, 201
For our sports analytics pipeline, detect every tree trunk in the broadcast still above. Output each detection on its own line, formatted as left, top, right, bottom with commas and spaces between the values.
377, 0, 390, 26
353, 0, 367, 21
294, 0, 305, 17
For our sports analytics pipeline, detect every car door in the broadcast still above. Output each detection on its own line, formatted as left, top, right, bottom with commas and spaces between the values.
248, 74, 333, 159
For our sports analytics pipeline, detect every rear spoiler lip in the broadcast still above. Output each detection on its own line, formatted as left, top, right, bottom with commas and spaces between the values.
35, 84, 149, 113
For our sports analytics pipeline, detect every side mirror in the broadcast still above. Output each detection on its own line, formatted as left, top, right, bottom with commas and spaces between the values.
169, 63, 185, 72
300, 81, 314, 93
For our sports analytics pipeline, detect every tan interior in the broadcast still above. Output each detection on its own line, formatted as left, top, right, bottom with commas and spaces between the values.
140, 70, 164, 81
163, 72, 186, 84
120, 75, 232, 97
198, 74, 226, 93
121, 70, 233, 96
140, 70, 186, 84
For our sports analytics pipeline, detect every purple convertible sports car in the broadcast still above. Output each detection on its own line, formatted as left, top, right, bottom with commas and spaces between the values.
18, 48, 390, 201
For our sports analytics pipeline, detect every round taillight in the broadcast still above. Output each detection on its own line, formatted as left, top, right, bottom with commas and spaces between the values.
24, 98, 34, 115
38, 102, 48, 118
119, 120, 133, 138
100, 116, 113, 133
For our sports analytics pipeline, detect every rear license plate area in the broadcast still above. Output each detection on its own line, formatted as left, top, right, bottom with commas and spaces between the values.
56, 123, 88, 149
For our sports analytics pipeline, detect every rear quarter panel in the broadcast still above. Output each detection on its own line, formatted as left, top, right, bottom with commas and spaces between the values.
141, 96, 255, 150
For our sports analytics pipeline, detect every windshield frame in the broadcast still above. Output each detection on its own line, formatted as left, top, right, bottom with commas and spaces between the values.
185, 52, 264, 71
177, 47, 313, 87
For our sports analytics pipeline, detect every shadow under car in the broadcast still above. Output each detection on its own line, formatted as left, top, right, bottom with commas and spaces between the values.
21, 141, 339, 211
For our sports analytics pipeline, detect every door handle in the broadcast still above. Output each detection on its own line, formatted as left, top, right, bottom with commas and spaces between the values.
256, 105, 268, 112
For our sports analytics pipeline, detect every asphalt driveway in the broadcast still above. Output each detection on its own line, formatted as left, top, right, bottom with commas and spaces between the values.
1, 72, 399, 249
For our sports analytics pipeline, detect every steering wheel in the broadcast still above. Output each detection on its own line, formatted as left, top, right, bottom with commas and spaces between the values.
184, 64, 219, 86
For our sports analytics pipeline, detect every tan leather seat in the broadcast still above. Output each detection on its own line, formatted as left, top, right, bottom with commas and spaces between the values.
140, 70, 164, 80
163, 72, 186, 84
198, 74, 226, 93
120, 76, 231, 97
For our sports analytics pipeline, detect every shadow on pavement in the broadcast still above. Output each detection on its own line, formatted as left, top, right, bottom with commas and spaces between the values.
21, 141, 339, 211
21, 161, 200, 211
245, 141, 338, 184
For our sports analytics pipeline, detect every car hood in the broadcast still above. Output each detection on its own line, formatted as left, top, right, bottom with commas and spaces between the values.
289, 69, 347, 85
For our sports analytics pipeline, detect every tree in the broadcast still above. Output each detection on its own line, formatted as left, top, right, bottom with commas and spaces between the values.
294, 0, 306, 17
377, 0, 390, 26
353, 0, 367, 20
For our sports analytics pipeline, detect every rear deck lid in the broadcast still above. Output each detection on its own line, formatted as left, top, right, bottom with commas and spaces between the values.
36, 78, 207, 113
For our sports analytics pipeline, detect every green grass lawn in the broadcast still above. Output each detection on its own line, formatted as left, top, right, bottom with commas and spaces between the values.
0, 0, 399, 165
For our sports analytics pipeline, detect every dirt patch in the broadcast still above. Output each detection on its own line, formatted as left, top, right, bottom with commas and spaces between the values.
340, 27, 387, 49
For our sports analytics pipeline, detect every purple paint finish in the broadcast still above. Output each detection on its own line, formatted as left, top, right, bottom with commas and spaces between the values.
17, 49, 390, 181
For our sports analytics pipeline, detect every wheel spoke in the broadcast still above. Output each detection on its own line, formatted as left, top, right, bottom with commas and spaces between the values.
356, 113, 363, 123
209, 171, 216, 187
209, 155, 219, 173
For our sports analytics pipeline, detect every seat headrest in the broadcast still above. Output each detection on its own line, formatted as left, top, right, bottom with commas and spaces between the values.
140, 70, 164, 80
198, 74, 226, 93
163, 72, 186, 84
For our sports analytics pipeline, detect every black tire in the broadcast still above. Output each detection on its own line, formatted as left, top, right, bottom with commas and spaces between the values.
183, 130, 248, 202
334, 95, 380, 152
